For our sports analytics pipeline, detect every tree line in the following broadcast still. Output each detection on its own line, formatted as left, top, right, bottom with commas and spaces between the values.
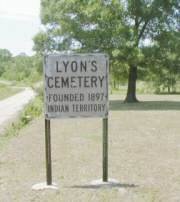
0, 49, 42, 84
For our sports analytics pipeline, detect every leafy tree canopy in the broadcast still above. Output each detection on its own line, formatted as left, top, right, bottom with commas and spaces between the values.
34, 0, 179, 100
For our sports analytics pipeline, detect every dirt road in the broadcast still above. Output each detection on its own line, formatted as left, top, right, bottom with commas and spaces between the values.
0, 87, 35, 128
0, 94, 180, 202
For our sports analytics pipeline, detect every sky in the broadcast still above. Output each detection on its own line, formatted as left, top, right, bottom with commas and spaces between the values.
0, 0, 41, 56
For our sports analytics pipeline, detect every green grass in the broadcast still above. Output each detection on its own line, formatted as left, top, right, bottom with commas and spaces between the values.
0, 83, 22, 100
110, 81, 155, 95
110, 100, 180, 111
111, 81, 180, 95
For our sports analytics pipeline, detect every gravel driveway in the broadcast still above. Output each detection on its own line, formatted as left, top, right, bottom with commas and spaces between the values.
0, 87, 35, 129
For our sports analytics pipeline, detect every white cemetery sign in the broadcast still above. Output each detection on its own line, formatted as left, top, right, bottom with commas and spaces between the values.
44, 54, 109, 119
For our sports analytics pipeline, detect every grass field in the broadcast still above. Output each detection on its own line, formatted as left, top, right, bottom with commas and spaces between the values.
0, 94, 180, 202
0, 83, 22, 100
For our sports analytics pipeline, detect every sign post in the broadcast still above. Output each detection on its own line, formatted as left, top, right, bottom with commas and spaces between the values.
32, 53, 110, 190
45, 119, 52, 185
103, 117, 108, 182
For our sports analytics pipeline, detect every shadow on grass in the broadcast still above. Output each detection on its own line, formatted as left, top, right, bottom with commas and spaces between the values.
110, 100, 180, 111
67, 183, 137, 189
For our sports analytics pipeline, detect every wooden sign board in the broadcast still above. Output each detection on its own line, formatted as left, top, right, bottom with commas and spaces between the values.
44, 54, 109, 119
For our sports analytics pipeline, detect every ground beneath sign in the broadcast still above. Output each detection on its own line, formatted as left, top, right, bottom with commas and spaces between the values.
0, 94, 180, 202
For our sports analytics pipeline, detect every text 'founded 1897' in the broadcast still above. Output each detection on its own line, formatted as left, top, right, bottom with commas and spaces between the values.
44, 54, 109, 119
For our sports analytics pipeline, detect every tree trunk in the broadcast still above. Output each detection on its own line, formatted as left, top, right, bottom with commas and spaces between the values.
113, 80, 116, 89
168, 85, 170, 93
124, 65, 138, 103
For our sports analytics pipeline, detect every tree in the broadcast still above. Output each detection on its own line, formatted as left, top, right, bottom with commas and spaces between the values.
143, 30, 180, 93
35, 0, 179, 102
33, 31, 56, 56
0, 54, 42, 83
0, 49, 12, 76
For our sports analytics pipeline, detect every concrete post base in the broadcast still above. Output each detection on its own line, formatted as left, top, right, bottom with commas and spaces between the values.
32, 182, 58, 190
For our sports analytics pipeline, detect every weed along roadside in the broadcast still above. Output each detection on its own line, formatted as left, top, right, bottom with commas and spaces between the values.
31, 53, 120, 190
0, 88, 43, 150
